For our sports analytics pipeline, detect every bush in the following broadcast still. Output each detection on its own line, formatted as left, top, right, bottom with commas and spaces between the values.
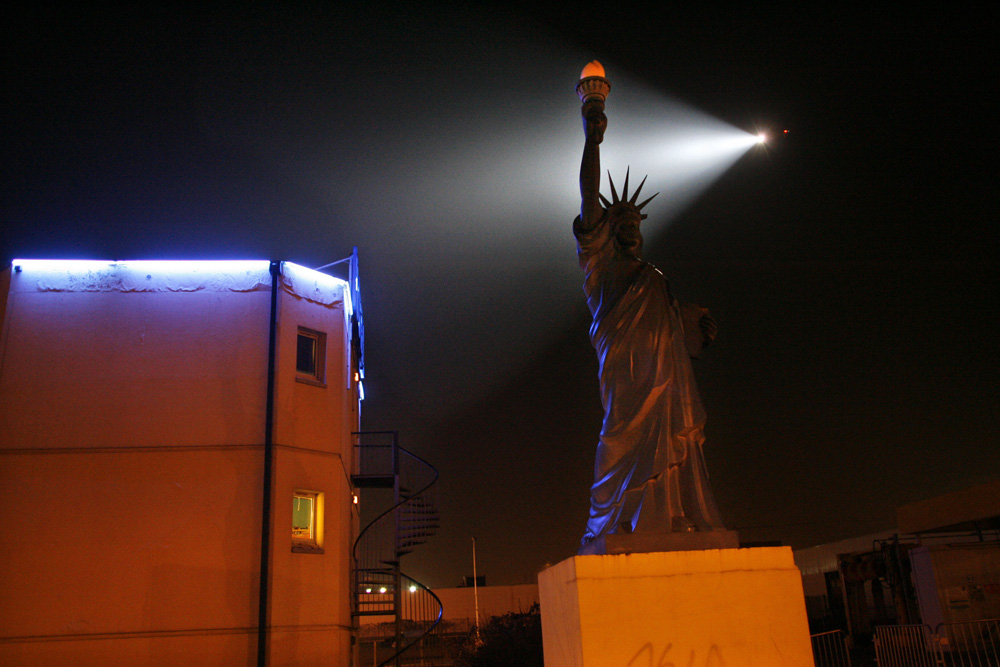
453, 603, 543, 667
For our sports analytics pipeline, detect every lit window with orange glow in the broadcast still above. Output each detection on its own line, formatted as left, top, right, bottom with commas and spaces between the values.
292, 490, 324, 553
296, 327, 327, 386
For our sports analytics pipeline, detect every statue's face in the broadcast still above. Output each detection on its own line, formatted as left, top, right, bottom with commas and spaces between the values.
612, 209, 643, 258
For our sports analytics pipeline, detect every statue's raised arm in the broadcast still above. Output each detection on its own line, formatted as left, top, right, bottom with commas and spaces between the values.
576, 62, 610, 231
580, 99, 607, 230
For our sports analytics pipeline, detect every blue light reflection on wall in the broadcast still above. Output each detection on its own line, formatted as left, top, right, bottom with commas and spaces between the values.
12, 258, 272, 274
283, 261, 352, 317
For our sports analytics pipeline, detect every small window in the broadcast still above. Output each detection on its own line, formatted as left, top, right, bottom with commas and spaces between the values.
292, 490, 324, 554
296, 328, 326, 386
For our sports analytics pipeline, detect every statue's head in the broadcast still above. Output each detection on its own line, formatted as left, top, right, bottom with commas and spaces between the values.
601, 169, 657, 260
610, 206, 643, 258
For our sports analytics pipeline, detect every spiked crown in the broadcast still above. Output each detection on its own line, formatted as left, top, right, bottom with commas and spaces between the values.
599, 168, 658, 220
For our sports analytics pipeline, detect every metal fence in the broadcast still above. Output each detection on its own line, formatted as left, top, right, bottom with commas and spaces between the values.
874, 620, 1000, 667
812, 629, 852, 667
936, 619, 1000, 666
356, 626, 468, 667
875, 624, 937, 666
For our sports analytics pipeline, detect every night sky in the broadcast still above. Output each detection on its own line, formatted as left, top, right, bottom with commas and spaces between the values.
4, 5, 997, 588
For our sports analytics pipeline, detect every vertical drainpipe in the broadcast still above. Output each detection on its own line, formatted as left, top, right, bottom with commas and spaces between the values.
258, 260, 280, 667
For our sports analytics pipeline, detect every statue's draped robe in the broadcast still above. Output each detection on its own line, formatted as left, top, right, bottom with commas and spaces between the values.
576, 213, 725, 544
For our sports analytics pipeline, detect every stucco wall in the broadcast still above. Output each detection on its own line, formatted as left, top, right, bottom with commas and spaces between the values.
0, 261, 358, 666
0, 447, 264, 664
0, 265, 271, 449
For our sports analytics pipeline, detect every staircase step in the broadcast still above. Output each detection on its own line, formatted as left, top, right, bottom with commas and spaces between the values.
352, 474, 395, 489
398, 533, 438, 542
353, 609, 396, 617
400, 524, 439, 531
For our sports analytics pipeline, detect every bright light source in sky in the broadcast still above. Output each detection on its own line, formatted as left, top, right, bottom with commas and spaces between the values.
756, 133, 767, 143
654, 132, 761, 164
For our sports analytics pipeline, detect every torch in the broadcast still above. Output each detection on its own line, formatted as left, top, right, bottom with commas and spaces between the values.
577, 61, 610, 154
576, 60, 611, 104
577, 61, 611, 144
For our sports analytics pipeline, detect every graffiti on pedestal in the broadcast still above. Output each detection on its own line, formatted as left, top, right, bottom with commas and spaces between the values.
625, 641, 725, 667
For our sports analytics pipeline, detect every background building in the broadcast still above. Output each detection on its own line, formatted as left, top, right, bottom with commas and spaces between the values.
0, 259, 362, 666
794, 481, 1000, 640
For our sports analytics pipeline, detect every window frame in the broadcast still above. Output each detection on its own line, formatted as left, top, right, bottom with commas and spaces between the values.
295, 327, 327, 387
291, 489, 325, 554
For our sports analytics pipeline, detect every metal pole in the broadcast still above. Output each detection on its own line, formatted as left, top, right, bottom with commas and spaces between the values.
473, 537, 481, 645
393, 434, 402, 667
393, 565, 402, 667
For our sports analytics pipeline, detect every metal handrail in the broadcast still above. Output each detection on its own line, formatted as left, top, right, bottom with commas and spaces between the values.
314, 247, 364, 381
352, 449, 439, 567
389, 574, 444, 662
352, 432, 442, 667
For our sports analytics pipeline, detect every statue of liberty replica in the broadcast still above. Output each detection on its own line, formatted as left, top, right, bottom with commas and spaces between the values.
574, 62, 736, 555
536, 64, 811, 667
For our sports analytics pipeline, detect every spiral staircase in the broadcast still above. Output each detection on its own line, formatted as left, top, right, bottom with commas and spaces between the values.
352, 431, 442, 667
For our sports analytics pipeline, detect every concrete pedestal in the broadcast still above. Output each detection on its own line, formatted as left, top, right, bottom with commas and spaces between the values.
578, 529, 740, 556
538, 547, 814, 667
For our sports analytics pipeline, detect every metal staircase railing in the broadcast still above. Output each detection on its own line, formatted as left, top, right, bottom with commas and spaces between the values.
352, 431, 442, 667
